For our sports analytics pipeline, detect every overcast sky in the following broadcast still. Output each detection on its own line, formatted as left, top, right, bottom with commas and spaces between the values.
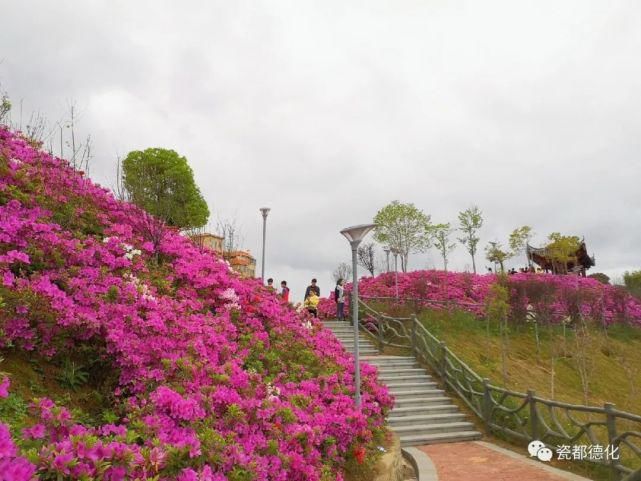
2, 0, 640, 301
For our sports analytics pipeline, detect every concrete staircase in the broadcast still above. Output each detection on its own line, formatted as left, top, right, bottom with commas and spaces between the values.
323, 319, 482, 447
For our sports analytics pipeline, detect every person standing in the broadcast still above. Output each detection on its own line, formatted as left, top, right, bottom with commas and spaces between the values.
334, 278, 345, 321
304, 278, 320, 300
266, 278, 275, 292
280, 280, 290, 302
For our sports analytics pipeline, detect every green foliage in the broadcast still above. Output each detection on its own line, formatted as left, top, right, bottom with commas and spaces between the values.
122, 148, 209, 229
509, 225, 533, 256
228, 466, 254, 481
623, 270, 641, 299
432, 223, 456, 271
457, 206, 484, 273
0, 392, 29, 432
588, 273, 610, 285
485, 278, 511, 384
0, 91, 10, 124
105, 285, 120, 302
485, 241, 511, 273
546, 232, 581, 273
56, 359, 89, 390
373, 201, 436, 272
485, 280, 510, 329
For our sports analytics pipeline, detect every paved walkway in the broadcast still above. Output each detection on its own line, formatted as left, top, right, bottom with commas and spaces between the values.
408, 441, 592, 481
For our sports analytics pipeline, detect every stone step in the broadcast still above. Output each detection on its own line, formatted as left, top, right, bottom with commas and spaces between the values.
362, 356, 415, 362
391, 388, 445, 398
394, 396, 452, 407
390, 404, 458, 417
388, 413, 466, 427
363, 357, 417, 364
338, 337, 373, 342
367, 359, 418, 373
393, 421, 476, 436
399, 430, 482, 447
368, 368, 425, 376
338, 339, 376, 345
385, 381, 438, 390
379, 375, 433, 383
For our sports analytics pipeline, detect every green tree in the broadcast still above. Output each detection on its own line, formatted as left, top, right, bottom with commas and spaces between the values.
373, 201, 435, 272
546, 232, 581, 274
457, 206, 483, 274
122, 148, 209, 229
588, 273, 610, 285
623, 270, 641, 299
509, 225, 533, 261
485, 241, 511, 273
432, 223, 456, 271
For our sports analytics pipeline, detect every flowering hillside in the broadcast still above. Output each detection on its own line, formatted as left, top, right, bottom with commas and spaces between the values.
319, 270, 641, 325
0, 127, 393, 480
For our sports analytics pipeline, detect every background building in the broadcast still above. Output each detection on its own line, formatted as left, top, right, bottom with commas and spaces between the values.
190, 232, 256, 278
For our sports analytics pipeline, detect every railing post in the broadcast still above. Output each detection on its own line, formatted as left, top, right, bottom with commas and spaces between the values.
528, 390, 539, 440
439, 341, 447, 378
377, 317, 384, 352
605, 403, 622, 480
482, 378, 493, 425
411, 318, 417, 355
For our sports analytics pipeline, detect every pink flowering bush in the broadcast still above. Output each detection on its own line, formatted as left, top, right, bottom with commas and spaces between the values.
0, 127, 392, 480
324, 270, 641, 326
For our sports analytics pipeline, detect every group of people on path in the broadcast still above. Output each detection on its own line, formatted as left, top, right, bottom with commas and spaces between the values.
264, 277, 347, 321
302, 278, 346, 320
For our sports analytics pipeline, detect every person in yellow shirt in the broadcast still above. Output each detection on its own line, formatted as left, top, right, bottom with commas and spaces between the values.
304, 291, 320, 318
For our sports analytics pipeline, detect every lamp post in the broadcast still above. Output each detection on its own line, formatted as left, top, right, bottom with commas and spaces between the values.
259, 207, 270, 281
383, 246, 390, 273
340, 223, 377, 409
391, 247, 400, 299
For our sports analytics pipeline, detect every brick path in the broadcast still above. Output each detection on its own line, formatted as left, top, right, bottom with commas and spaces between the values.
419, 441, 591, 481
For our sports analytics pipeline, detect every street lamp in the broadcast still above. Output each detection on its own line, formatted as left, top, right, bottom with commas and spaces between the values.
383, 246, 390, 273
340, 223, 377, 409
391, 247, 400, 299
259, 207, 270, 281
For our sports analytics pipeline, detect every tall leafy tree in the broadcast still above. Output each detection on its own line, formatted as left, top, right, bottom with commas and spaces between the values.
509, 225, 534, 263
373, 201, 435, 272
457, 206, 484, 273
623, 270, 641, 299
433, 223, 456, 271
546, 232, 581, 274
485, 241, 511, 273
122, 148, 209, 229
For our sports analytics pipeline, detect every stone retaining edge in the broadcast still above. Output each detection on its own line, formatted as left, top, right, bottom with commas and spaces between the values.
402, 447, 439, 481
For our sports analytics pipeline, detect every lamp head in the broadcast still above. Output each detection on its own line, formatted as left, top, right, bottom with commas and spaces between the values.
383, 246, 390, 254
340, 223, 377, 246
259, 207, 271, 218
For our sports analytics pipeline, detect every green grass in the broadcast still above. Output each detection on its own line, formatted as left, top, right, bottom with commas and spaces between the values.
411, 308, 641, 414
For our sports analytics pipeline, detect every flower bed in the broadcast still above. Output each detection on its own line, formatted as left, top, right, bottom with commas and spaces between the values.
0, 127, 393, 480
319, 270, 641, 326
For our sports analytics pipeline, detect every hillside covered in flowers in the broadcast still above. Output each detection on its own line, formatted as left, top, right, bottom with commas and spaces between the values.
0, 127, 393, 480
320, 270, 641, 326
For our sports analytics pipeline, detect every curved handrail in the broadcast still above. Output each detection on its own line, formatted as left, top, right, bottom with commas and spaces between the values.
356, 297, 641, 480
